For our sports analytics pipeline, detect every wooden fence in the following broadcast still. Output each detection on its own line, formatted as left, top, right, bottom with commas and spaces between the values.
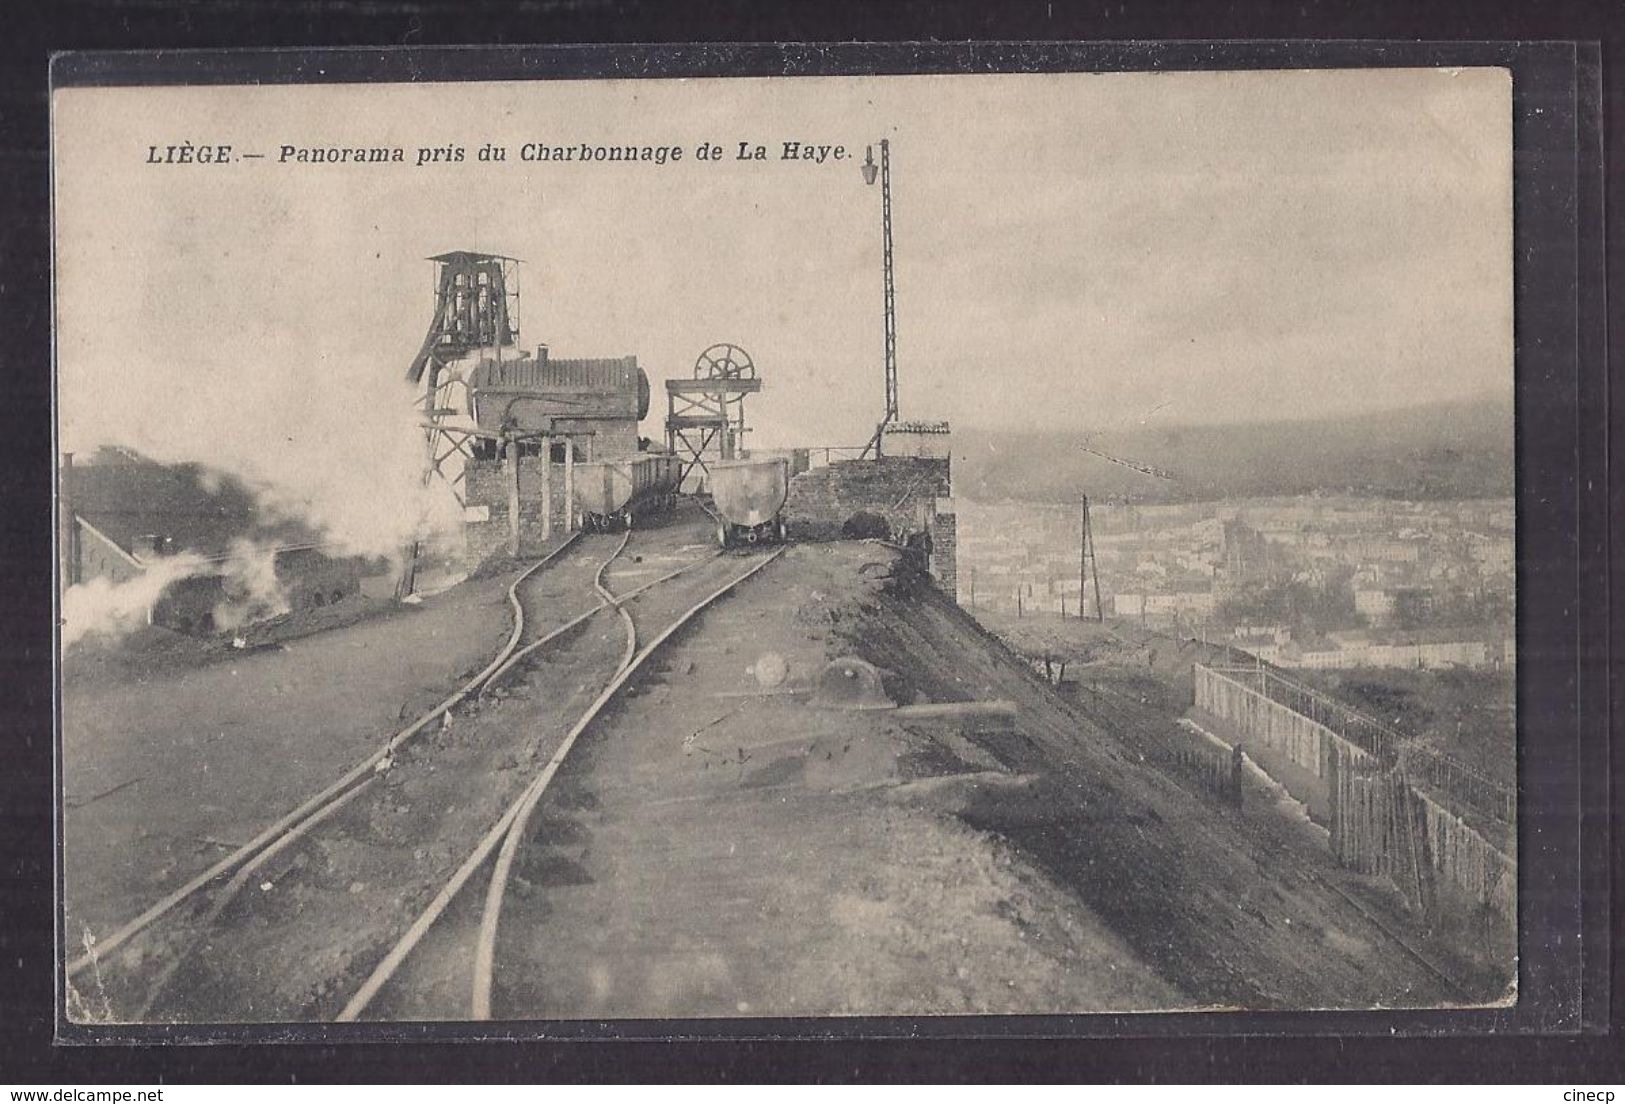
1197, 663, 1515, 920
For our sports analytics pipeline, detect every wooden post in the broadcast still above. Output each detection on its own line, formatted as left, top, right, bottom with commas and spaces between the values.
1079, 493, 1087, 619
562, 435, 575, 532
540, 435, 553, 543
505, 434, 521, 558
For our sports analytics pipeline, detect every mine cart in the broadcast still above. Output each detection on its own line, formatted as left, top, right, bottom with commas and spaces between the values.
577, 452, 682, 531
709, 456, 790, 548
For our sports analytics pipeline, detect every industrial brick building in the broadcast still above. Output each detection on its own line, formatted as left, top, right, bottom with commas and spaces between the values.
466, 351, 649, 461
59, 448, 375, 636
458, 348, 655, 565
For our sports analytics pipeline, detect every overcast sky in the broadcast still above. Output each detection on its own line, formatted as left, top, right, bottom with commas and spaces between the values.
53, 69, 1511, 539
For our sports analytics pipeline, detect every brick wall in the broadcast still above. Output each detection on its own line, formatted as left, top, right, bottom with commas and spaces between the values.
930, 503, 957, 601
74, 520, 143, 586
463, 456, 574, 567
149, 549, 365, 635
784, 456, 950, 541
547, 419, 640, 461
274, 547, 365, 610
785, 455, 957, 593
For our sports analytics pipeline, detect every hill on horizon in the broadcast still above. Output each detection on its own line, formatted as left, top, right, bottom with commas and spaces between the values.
951, 397, 1514, 504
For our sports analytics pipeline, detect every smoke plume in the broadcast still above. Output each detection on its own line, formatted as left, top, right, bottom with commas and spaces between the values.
60, 339, 468, 624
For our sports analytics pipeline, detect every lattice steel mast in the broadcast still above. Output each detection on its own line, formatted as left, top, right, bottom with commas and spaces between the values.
861, 139, 898, 459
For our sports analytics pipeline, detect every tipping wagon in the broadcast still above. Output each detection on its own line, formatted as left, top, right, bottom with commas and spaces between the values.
575, 452, 682, 532
709, 456, 790, 548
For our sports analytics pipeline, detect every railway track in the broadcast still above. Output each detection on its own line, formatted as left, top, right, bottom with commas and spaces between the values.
339, 541, 785, 1022
68, 512, 783, 1023
114, 531, 642, 1019
64, 532, 591, 993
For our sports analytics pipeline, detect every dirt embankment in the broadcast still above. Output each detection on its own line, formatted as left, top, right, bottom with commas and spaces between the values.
834, 562, 1486, 1009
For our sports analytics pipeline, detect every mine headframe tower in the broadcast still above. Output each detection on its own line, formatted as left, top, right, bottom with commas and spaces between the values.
405, 251, 523, 507
398, 251, 521, 597
664, 342, 761, 491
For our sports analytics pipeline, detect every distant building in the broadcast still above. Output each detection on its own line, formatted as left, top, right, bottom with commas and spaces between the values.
1468, 538, 1515, 577
1113, 589, 1213, 623
1271, 628, 1491, 671
1354, 588, 1395, 625
1352, 538, 1422, 564
1233, 623, 1292, 645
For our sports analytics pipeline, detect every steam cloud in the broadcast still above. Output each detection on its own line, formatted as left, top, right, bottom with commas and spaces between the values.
60, 552, 209, 648
209, 538, 294, 634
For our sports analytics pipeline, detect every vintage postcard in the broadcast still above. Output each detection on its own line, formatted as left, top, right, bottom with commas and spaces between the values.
54, 65, 1516, 1026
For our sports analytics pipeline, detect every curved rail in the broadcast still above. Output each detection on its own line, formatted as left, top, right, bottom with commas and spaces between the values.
132, 776, 378, 1020
66, 532, 585, 981
133, 534, 642, 1017
479, 548, 719, 695
337, 546, 786, 1022
467, 546, 784, 1019
141, 532, 724, 1018
595, 529, 638, 677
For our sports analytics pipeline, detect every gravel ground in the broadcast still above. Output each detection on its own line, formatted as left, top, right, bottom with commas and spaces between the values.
84, 511, 745, 1023
491, 542, 1182, 1017
489, 542, 1477, 1017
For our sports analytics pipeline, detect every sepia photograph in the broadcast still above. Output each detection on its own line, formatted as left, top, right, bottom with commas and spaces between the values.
53, 65, 1518, 1027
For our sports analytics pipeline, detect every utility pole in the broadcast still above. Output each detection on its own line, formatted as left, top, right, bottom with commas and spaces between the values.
1081, 493, 1104, 622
